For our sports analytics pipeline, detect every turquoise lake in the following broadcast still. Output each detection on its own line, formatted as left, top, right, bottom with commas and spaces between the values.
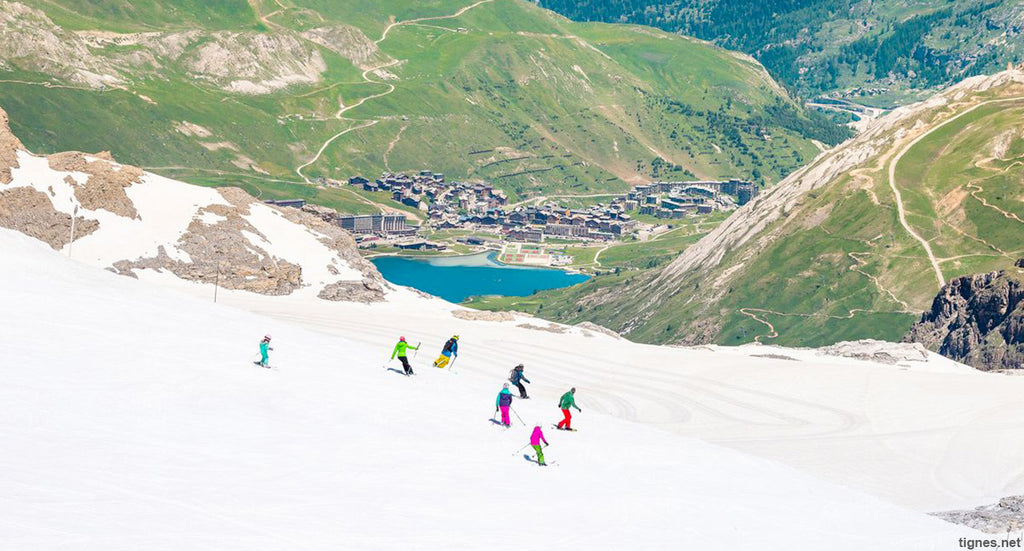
371, 252, 590, 303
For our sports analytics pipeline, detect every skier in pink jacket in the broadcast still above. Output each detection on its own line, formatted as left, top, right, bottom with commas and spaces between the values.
530, 424, 549, 466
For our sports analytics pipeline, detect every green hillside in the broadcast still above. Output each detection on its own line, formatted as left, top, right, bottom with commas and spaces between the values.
0, 0, 839, 207
540, 0, 1024, 107
471, 72, 1024, 347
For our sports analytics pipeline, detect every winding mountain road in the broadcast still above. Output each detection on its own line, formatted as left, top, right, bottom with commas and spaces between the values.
294, 0, 494, 191
375, 0, 494, 45
887, 95, 1024, 290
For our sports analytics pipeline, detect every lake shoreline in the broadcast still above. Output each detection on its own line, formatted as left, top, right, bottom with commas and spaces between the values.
371, 253, 590, 303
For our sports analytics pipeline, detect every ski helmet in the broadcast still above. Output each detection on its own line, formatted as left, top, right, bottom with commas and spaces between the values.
570, 387, 576, 393
264, 334, 272, 341
516, 363, 524, 370
453, 335, 460, 340
399, 336, 406, 342
503, 382, 510, 389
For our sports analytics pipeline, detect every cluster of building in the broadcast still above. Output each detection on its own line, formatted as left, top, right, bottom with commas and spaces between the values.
350, 172, 507, 214
310, 172, 761, 246
625, 180, 757, 219
496, 203, 635, 242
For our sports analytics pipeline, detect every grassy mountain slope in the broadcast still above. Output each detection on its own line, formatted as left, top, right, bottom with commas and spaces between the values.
540, 0, 1024, 106
475, 70, 1024, 347
0, 0, 835, 206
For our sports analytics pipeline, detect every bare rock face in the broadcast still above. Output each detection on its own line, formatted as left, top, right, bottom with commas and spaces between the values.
933, 496, 1024, 533
0, 187, 98, 249
0, 106, 24, 184
517, 322, 569, 334
183, 31, 325, 94
48, 152, 143, 219
905, 267, 1024, 370
300, 25, 391, 70
452, 310, 517, 322
318, 279, 385, 303
818, 339, 930, 365
577, 321, 622, 339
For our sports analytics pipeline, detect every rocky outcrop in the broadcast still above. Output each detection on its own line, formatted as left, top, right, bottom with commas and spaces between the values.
0, 105, 23, 184
452, 310, 518, 322
182, 32, 325, 94
0, 2, 326, 94
933, 496, 1024, 533
300, 25, 391, 70
318, 279, 385, 303
0, 187, 98, 249
112, 189, 303, 295
818, 339, 930, 365
48, 152, 143, 219
0, 105, 387, 302
517, 322, 569, 334
0, 1, 124, 89
905, 267, 1024, 370
577, 321, 622, 339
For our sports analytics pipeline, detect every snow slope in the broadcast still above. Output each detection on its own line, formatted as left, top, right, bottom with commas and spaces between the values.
0, 228, 973, 549
203, 281, 1024, 513
4, 148, 372, 298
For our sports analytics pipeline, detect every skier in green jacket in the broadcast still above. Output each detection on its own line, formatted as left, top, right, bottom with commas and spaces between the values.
556, 387, 581, 430
391, 336, 419, 376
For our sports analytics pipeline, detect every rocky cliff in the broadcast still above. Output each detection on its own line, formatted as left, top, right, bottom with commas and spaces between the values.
906, 266, 1024, 370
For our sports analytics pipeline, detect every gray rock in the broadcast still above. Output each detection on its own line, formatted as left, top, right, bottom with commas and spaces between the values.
933, 496, 1024, 533
906, 266, 1024, 371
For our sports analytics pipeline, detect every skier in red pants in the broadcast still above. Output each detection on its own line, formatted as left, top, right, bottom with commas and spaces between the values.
556, 387, 581, 430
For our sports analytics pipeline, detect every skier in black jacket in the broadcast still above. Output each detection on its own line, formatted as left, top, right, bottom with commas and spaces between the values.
509, 364, 531, 399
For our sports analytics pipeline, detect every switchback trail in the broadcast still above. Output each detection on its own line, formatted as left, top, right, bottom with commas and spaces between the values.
888, 95, 1024, 290
294, 0, 494, 202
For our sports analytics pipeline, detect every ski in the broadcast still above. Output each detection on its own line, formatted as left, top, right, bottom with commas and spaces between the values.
522, 453, 558, 466
552, 425, 577, 432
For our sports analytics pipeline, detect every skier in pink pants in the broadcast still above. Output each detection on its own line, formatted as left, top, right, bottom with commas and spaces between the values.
495, 383, 514, 427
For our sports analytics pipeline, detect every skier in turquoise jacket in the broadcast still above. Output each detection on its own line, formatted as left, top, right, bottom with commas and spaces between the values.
495, 383, 514, 427
257, 335, 273, 368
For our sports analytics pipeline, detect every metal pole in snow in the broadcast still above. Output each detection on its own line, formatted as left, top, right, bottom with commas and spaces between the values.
68, 204, 78, 258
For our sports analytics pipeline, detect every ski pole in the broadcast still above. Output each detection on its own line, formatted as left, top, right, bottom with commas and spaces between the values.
447, 355, 457, 370
414, 342, 421, 358
511, 443, 530, 456
511, 405, 525, 426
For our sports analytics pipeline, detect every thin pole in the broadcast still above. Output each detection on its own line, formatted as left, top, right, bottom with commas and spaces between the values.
68, 205, 78, 258
510, 405, 525, 426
